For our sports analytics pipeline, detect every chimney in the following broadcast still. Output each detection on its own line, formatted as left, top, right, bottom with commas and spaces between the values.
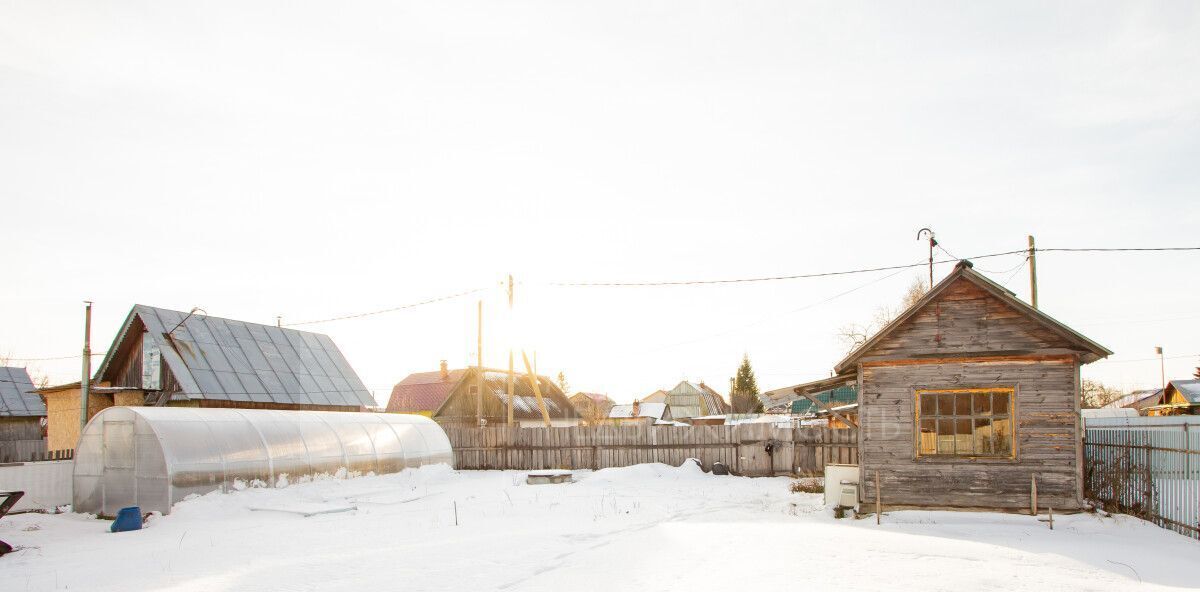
632, 399, 641, 418
439, 360, 449, 380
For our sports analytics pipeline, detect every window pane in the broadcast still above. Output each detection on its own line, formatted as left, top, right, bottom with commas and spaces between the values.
920, 393, 937, 417
973, 392, 991, 416
993, 392, 1010, 415
936, 393, 955, 416
937, 419, 955, 454
955, 419, 973, 454
919, 419, 936, 454
993, 417, 1013, 455
955, 393, 972, 415
974, 418, 994, 454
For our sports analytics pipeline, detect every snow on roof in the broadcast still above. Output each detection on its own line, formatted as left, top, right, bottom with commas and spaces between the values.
608, 402, 668, 419
1169, 379, 1200, 404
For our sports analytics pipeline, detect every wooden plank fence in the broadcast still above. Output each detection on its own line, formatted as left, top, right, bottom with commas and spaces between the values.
444, 424, 858, 477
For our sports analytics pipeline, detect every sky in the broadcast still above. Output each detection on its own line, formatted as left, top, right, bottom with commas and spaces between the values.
1, 1, 1198, 405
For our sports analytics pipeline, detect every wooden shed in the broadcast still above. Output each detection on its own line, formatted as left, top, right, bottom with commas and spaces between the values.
841, 261, 1111, 511
0, 367, 46, 462
840, 260, 1108, 509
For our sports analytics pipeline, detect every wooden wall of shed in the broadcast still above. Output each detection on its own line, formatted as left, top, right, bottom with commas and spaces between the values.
108, 330, 183, 397
0, 417, 46, 462
42, 385, 113, 452
861, 280, 1077, 362
859, 358, 1081, 510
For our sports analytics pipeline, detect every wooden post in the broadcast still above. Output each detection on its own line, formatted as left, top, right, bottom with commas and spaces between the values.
1031, 474, 1038, 516
874, 470, 882, 524
507, 275, 515, 426
1048, 506, 1054, 530
507, 350, 515, 426
476, 300, 484, 427
521, 351, 552, 428
1027, 235, 1038, 309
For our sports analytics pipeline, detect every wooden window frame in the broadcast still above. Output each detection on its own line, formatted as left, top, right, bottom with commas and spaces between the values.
913, 387, 1017, 461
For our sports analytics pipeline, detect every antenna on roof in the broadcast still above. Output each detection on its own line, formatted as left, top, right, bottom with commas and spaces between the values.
168, 307, 206, 337
917, 228, 936, 288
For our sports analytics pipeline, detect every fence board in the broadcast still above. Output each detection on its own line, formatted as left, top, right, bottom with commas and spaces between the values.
443, 425, 858, 477
1085, 422, 1200, 540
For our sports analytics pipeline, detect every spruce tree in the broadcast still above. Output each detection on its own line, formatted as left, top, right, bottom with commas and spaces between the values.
731, 354, 763, 413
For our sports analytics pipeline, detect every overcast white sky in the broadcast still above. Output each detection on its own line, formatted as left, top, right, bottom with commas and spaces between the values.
2, 1, 1198, 405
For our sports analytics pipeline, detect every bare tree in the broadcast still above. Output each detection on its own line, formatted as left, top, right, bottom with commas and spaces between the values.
837, 276, 929, 352
1081, 379, 1124, 409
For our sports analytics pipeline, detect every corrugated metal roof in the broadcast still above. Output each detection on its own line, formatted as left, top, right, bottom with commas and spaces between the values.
791, 385, 858, 415
1170, 379, 1200, 404
608, 402, 668, 419
0, 366, 45, 417
387, 369, 467, 413
1103, 389, 1163, 409
96, 305, 375, 408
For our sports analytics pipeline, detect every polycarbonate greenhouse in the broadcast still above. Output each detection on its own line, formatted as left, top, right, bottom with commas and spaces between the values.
73, 407, 453, 516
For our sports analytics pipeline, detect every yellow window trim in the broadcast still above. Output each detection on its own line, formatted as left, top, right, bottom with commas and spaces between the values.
914, 387, 1016, 459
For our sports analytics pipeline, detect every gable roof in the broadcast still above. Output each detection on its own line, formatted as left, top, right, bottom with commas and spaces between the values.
1166, 379, 1200, 404
608, 402, 669, 420
432, 368, 581, 420
387, 369, 468, 413
571, 392, 613, 405
834, 261, 1112, 373
664, 381, 730, 418
0, 366, 45, 417
95, 305, 375, 408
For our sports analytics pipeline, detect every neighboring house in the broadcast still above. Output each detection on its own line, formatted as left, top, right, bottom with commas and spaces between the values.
386, 361, 466, 416
0, 367, 46, 462
1103, 388, 1164, 414
774, 261, 1111, 511
660, 381, 730, 420
642, 390, 669, 404
606, 401, 672, 425
391, 365, 581, 427
40, 305, 375, 452
1145, 380, 1200, 416
569, 392, 614, 423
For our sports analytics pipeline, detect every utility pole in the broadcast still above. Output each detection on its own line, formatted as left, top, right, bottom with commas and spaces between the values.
80, 301, 93, 431
1028, 235, 1039, 309
476, 300, 484, 427
506, 274, 515, 426
917, 228, 936, 288
1156, 346, 1165, 392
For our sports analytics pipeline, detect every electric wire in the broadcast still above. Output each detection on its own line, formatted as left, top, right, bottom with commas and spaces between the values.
283, 287, 488, 327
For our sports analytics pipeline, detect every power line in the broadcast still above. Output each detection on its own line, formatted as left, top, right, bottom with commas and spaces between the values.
546, 245, 1198, 287
283, 287, 487, 327
2, 352, 106, 362
548, 249, 1028, 287
1039, 247, 1200, 253
1097, 353, 1199, 364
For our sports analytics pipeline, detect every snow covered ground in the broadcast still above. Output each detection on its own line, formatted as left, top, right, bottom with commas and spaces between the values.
1, 463, 1197, 592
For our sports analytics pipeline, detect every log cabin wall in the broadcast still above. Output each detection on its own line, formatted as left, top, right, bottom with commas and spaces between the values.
859, 358, 1081, 510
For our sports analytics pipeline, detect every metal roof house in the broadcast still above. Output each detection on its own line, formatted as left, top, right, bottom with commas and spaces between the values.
606, 401, 672, 425
42, 305, 375, 452
1146, 380, 1200, 416
0, 367, 46, 462
660, 381, 730, 420
390, 365, 581, 427
569, 392, 615, 424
